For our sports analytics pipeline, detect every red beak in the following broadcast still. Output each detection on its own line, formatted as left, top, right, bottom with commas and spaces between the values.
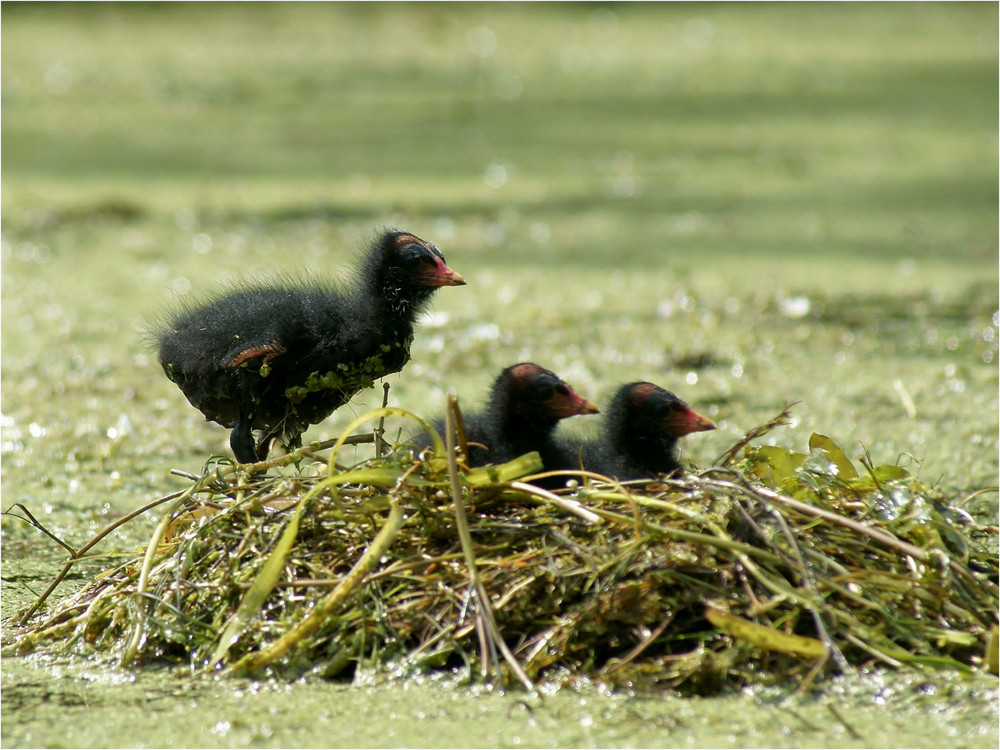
422, 256, 466, 287
550, 390, 601, 419
664, 406, 716, 436
436, 266, 466, 286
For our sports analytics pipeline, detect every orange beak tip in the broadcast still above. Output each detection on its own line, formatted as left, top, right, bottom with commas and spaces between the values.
669, 410, 716, 435
685, 412, 716, 433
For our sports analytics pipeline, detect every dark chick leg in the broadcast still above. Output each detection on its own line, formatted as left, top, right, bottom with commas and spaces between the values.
230, 414, 259, 465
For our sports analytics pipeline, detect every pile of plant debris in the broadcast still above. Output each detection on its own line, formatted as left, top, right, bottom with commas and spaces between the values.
4, 402, 998, 693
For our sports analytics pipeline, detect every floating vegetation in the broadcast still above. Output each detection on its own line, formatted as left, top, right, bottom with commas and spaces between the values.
3, 402, 997, 694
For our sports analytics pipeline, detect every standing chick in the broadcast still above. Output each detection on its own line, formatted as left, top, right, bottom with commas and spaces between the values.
155, 230, 465, 463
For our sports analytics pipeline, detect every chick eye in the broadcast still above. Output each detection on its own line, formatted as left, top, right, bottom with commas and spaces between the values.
554, 383, 570, 397
661, 402, 682, 417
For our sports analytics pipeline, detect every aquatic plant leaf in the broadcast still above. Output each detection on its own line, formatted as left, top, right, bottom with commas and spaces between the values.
923, 627, 978, 649
210, 496, 308, 666
808, 433, 859, 479
465, 452, 544, 486
849, 464, 910, 492
747, 445, 807, 489
705, 607, 826, 659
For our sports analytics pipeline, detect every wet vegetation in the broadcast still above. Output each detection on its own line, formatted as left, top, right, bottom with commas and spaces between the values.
5, 404, 998, 693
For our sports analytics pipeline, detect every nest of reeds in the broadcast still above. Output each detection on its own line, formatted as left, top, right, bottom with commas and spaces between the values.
4, 401, 998, 694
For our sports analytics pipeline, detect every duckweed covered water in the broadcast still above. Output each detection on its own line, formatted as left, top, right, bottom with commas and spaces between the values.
1, 654, 997, 749
2, 2, 997, 747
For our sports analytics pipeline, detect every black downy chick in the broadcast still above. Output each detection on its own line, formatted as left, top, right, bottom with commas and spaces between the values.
568, 381, 715, 480
422, 362, 600, 488
155, 230, 465, 463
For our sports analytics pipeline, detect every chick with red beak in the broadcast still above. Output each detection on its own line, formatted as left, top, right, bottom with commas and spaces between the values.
565, 381, 715, 480
417, 362, 600, 489
155, 229, 464, 464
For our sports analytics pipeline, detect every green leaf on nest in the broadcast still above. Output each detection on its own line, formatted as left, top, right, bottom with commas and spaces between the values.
808, 433, 859, 479
705, 606, 826, 659
849, 464, 911, 492
746, 445, 807, 492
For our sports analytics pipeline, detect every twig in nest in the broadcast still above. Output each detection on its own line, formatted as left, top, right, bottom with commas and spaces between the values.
375, 382, 391, 458
602, 609, 676, 675
716, 401, 799, 467
8, 489, 189, 627
445, 393, 534, 691
507, 482, 602, 525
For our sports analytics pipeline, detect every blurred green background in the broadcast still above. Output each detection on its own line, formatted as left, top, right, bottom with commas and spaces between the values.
2, 1, 997, 518
4, 2, 996, 263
